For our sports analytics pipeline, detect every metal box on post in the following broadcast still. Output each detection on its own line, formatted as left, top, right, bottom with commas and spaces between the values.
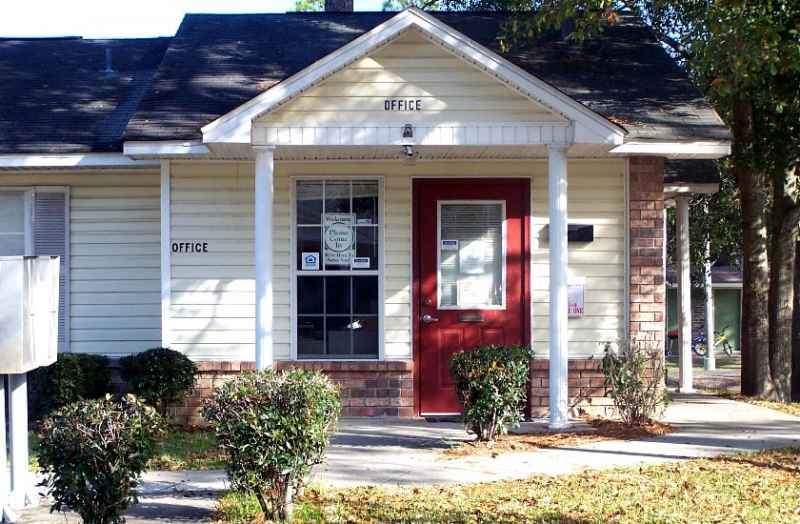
0, 256, 59, 374
0, 256, 59, 522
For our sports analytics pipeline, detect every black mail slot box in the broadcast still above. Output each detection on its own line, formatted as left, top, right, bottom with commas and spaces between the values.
541, 224, 594, 243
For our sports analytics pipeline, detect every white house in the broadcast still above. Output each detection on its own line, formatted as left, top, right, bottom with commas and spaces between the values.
0, 5, 730, 425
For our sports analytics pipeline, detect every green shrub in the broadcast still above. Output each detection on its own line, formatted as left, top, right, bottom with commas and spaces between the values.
120, 347, 197, 417
29, 353, 112, 419
450, 345, 532, 441
203, 369, 341, 522
601, 343, 666, 425
37, 394, 164, 524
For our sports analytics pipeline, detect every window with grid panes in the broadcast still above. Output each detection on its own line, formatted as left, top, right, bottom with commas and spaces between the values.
295, 180, 380, 359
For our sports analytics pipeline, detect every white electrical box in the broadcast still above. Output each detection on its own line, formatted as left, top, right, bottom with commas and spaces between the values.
0, 256, 59, 374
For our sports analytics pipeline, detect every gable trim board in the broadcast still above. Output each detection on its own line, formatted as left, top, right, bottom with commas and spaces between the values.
201, 8, 625, 147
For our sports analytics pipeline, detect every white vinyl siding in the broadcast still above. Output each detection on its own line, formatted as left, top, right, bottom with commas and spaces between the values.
258, 29, 563, 128
0, 170, 161, 355
168, 159, 624, 361
168, 162, 260, 361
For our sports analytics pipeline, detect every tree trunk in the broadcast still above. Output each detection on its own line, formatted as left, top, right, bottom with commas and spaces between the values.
792, 241, 800, 401
732, 96, 772, 397
769, 215, 797, 401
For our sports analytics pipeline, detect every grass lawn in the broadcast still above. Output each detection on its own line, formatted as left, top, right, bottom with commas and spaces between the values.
29, 428, 225, 471
216, 448, 800, 523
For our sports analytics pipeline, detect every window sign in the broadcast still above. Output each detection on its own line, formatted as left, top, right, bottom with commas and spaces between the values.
324, 213, 354, 266
351, 257, 370, 269
441, 239, 458, 251
458, 239, 491, 275
301, 252, 319, 271
568, 284, 585, 317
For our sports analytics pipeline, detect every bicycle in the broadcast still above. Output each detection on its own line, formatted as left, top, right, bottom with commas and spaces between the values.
692, 327, 735, 357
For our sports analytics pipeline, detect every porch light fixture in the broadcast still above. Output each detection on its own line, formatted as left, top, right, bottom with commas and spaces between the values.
403, 144, 415, 159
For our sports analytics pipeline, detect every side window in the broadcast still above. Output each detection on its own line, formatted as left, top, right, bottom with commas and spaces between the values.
0, 191, 27, 255
295, 180, 380, 359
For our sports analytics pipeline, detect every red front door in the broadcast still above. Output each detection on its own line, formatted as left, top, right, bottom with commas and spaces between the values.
414, 179, 529, 415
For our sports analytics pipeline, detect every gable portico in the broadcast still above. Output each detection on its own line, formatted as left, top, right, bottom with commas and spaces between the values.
185, 8, 632, 427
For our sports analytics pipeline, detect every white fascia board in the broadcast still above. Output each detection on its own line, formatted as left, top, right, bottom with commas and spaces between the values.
664, 182, 719, 195
123, 141, 210, 157
0, 153, 158, 168
610, 141, 731, 159
202, 7, 624, 146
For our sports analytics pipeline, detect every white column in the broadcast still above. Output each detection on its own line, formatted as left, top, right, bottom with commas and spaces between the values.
676, 196, 694, 392
8, 374, 29, 508
254, 146, 275, 370
703, 228, 716, 370
548, 144, 569, 428
160, 160, 171, 347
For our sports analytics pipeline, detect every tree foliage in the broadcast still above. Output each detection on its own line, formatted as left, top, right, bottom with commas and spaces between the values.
425, 0, 800, 401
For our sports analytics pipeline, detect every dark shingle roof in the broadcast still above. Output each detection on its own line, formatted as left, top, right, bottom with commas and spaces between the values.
125, 11, 730, 143
0, 37, 169, 154
0, 12, 730, 154
665, 159, 719, 185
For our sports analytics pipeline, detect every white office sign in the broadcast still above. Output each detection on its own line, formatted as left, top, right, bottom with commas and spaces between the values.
568, 284, 585, 318
324, 213, 354, 266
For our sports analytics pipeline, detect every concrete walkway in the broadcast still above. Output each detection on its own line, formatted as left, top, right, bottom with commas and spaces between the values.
17, 393, 800, 522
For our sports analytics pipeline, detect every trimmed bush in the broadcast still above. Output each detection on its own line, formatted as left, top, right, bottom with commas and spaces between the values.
602, 343, 666, 425
203, 369, 341, 522
450, 345, 532, 441
120, 347, 197, 417
37, 394, 163, 524
29, 353, 112, 419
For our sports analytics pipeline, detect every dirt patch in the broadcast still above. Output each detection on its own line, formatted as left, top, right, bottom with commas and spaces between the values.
443, 418, 673, 457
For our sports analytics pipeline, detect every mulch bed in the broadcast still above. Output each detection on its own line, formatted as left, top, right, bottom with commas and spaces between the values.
443, 418, 673, 457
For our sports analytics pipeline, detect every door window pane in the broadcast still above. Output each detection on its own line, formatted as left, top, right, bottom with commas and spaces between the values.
438, 202, 504, 308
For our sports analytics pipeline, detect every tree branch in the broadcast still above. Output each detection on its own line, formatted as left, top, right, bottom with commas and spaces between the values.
653, 30, 693, 61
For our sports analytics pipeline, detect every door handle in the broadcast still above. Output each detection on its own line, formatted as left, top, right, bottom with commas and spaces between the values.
421, 314, 439, 324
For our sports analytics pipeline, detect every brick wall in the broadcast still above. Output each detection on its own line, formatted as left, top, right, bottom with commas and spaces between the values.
628, 157, 666, 353
167, 360, 414, 426
528, 358, 616, 418
277, 361, 414, 417
168, 361, 256, 426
